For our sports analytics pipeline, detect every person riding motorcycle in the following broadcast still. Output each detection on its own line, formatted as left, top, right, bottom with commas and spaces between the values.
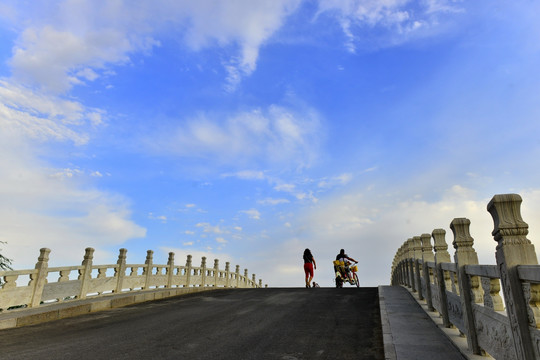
334, 249, 357, 281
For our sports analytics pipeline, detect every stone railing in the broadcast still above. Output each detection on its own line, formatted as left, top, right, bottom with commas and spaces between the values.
0, 248, 262, 312
391, 194, 540, 360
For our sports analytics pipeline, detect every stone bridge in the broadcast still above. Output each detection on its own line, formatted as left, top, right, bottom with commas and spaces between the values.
1, 193, 540, 359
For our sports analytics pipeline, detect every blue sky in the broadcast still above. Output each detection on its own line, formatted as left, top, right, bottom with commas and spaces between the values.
2, 0, 540, 287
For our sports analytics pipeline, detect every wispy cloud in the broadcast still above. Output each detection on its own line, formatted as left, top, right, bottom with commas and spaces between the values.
149, 105, 322, 169
316, 0, 464, 51
258, 198, 290, 205
222, 170, 267, 180
318, 173, 353, 189
196, 222, 225, 234
240, 209, 261, 220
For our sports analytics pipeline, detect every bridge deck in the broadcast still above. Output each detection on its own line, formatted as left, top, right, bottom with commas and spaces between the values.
0, 286, 474, 359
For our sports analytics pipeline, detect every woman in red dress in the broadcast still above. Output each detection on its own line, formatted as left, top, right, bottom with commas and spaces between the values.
303, 248, 317, 288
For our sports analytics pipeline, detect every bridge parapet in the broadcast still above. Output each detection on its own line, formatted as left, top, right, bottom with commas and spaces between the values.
0, 248, 262, 312
391, 193, 540, 360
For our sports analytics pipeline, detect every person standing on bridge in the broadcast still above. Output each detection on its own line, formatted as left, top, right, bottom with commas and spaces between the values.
303, 248, 317, 288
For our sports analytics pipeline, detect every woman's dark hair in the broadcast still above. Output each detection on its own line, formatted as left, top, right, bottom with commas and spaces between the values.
304, 248, 312, 258
340, 249, 345, 254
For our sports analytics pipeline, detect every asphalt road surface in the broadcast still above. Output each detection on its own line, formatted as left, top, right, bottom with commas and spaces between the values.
0, 288, 384, 360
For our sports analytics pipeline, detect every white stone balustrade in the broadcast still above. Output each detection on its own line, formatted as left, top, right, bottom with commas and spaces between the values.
391, 194, 540, 360
0, 248, 262, 312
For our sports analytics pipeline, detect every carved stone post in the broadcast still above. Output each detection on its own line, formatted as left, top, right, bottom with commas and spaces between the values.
201, 257, 207, 287
488, 194, 538, 360
30, 248, 51, 307
259, 279, 262, 288
432, 229, 451, 327
413, 236, 423, 299
451, 218, 482, 355
143, 250, 153, 290
185, 255, 192, 287
244, 269, 249, 288
115, 248, 127, 293
213, 259, 219, 287
421, 233, 435, 311
78, 247, 94, 299
235, 265, 240, 288
252, 274, 256, 287
225, 262, 231, 287
167, 252, 175, 288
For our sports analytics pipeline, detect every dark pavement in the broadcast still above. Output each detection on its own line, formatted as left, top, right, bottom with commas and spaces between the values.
0, 288, 384, 360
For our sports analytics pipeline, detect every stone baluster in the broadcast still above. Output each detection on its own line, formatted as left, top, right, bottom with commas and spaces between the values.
407, 238, 416, 292
432, 228, 451, 327
213, 259, 219, 287
78, 247, 94, 299
259, 279, 262, 288
488, 194, 539, 360
480, 277, 504, 311
115, 248, 127, 293
244, 269, 249, 288
404, 241, 411, 287
201, 257, 207, 287
143, 250, 153, 290
400, 244, 406, 286
30, 248, 51, 307
413, 236, 423, 299
235, 265, 240, 288
395, 245, 402, 286
252, 273, 256, 287
421, 233, 435, 311
185, 255, 192, 287
225, 262, 231, 288
451, 217, 482, 355
167, 252, 175, 288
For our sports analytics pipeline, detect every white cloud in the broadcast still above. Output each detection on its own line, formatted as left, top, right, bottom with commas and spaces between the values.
241, 209, 261, 220
183, 241, 194, 246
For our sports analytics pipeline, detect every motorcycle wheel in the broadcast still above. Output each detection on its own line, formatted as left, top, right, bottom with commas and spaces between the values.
354, 273, 360, 288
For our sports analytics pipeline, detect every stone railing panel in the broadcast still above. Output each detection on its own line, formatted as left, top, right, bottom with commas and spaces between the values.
390, 193, 540, 359
0, 249, 262, 312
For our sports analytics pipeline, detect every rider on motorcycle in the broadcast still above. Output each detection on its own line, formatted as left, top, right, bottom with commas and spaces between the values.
335, 249, 357, 281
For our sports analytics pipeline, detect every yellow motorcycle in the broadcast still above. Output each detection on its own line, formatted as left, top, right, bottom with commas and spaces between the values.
333, 260, 360, 288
